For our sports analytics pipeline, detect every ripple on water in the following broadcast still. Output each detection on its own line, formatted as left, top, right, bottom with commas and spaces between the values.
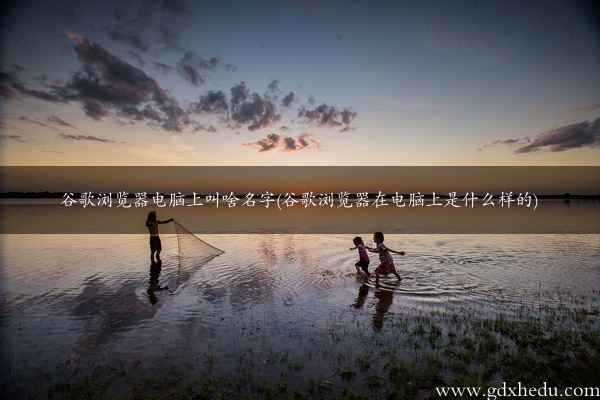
2, 233, 598, 354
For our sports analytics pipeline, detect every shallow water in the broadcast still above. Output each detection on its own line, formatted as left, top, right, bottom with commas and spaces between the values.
1, 232, 599, 395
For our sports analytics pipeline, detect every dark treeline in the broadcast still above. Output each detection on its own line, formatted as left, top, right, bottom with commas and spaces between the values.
1, 191, 66, 198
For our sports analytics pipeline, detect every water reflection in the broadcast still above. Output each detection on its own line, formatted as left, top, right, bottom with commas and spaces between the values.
352, 281, 397, 331
147, 261, 169, 305
1, 232, 598, 392
373, 289, 394, 330
352, 283, 369, 309
71, 276, 157, 357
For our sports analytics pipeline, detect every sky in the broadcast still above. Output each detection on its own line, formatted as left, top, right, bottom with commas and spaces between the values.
0, 0, 599, 167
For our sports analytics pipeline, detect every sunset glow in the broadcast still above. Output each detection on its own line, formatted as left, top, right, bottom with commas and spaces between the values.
1, 0, 598, 168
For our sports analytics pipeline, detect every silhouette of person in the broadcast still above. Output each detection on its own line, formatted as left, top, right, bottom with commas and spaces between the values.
352, 281, 396, 330
145, 211, 174, 264
350, 236, 370, 276
147, 261, 168, 305
366, 231, 405, 287
372, 289, 394, 330
353, 283, 370, 309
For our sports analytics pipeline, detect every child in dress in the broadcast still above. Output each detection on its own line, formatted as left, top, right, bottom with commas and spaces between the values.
350, 236, 370, 276
367, 231, 405, 287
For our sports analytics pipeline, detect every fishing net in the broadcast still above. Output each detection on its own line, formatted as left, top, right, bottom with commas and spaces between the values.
171, 220, 224, 291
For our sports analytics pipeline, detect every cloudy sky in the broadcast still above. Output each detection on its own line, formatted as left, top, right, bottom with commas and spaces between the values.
1, 0, 599, 166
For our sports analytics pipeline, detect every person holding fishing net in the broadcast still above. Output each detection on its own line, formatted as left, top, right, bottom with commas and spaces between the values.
145, 211, 174, 264
144, 213, 224, 294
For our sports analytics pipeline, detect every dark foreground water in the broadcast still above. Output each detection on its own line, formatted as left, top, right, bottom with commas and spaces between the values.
1, 230, 599, 397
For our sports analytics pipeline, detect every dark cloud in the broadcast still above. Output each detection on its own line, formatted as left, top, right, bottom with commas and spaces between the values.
176, 51, 221, 86
58, 133, 117, 143
282, 132, 319, 151
22, 87, 68, 103
177, 53, 203, 86
191, 124, 218, 133
199, 57, 220, 71
18, 116, 60, 131
502, 139, 520, 145
186, 81, 356, 135
156, 25, 182, 51
340, 109, 357, 125
478, 118, 600, 153
189, 90, 229, 115
298, 103, 357, 131
281, 92, 296, 108
125, 50, 147, 67
244, 132, 281, 152
108, 27, 149, 52
65, 31, 188, 131
41, 149, 66, 154
80, 97, 110, 121
223, 64, 238, 73
0, 72, 19, 99
515, 118, 600, 153
34, 74, 49, 84
300, 133, 318, 150
477, 138, 520, 152
9, 64, 26, 75
244, 132, 320, 152
283, 136, 297, 150
0, 134, 27, 143
0, 70, 67, 102
109, 0, 192, 52
4, 27, 359, 142
153, 62, 172, 75
230, 82, 281, 131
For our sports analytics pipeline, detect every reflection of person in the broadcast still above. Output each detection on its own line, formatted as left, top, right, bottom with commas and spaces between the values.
352, 282, 394, 330
349, 236, 370, 276
352, 283, 370, 309
147, 261, 168, 305
367, 231, 405, 287
372, 289, 394, 330
145, 211, 174, 264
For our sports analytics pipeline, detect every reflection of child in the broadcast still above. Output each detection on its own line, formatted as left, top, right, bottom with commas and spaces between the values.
350, 236, 370, 276
367, 231, 405, 286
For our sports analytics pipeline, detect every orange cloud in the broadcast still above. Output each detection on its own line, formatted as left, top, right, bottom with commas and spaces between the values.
244, 132, 321, 152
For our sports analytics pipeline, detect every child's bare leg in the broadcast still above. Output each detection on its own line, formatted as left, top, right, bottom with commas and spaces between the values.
156, 251, 161, 262
375, 272, 380, 286
355, 265, 361, 273
393, 271, 402, 281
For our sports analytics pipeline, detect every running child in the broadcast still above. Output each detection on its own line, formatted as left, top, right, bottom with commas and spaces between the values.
367, 231, 405, 287
350, 236, 370, 276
